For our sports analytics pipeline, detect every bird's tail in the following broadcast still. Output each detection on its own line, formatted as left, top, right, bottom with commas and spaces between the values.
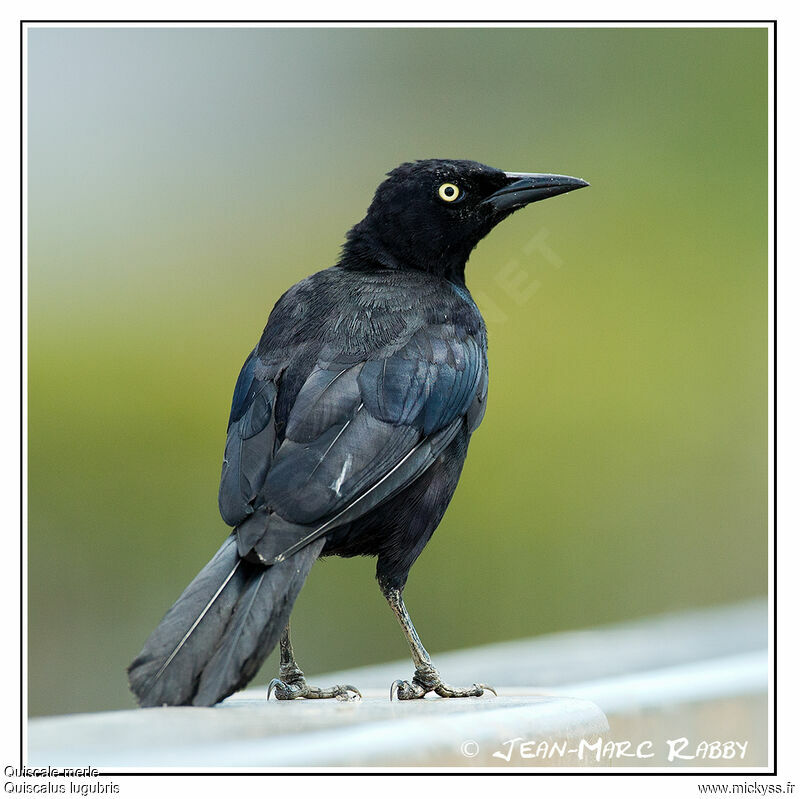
128, 534, 325, 707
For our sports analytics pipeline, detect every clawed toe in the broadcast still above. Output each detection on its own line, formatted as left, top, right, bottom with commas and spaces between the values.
267, 677, 295, 700
267, 677, 361, 701
434, 682, 497, 698
390, 674, 497, 700
390, 679, 427, 700
330, 684, 362, 701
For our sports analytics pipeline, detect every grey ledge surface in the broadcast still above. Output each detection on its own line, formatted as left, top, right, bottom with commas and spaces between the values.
30, 693, 609, 768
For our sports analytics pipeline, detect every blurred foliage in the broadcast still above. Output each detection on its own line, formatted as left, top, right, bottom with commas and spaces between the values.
27, 26, 767, 716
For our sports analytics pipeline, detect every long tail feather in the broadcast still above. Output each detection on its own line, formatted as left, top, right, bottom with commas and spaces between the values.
127, 534, 324, 707
193, 538, 324, 705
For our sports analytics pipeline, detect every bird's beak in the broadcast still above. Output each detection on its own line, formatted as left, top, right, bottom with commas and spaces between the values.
484, 172, 590, 212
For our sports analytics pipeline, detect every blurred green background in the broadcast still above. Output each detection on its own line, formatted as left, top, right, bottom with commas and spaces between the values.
27, 26, 767, 717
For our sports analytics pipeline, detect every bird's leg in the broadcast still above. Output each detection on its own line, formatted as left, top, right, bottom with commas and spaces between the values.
383, 587, 496, 700
267, 622, 361, 701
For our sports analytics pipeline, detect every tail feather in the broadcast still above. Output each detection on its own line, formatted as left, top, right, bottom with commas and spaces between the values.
192, 538, 324, 706
128, 534, 324, 707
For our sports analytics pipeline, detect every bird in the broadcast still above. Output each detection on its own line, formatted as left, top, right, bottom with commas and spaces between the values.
128, 158, 588, 707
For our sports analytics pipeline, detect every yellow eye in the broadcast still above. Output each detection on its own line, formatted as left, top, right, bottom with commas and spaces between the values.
438, 182, 460, 202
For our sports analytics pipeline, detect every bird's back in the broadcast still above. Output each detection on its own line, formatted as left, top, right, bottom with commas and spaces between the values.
218, 265, 488, 569
258, 266, 485, 368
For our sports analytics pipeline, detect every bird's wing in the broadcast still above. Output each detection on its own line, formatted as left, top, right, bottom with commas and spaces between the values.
219, 323, 487, 563
218, 347, 280, 527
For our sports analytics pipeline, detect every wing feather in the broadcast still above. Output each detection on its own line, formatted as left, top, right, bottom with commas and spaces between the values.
218, 313, 487, 563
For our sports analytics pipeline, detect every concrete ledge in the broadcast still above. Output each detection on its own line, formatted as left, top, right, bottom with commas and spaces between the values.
29, 694, 609, 768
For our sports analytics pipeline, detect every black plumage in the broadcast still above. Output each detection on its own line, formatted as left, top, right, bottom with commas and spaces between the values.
128, 159, 588, 706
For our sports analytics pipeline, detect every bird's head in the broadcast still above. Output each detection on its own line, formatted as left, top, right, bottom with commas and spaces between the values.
341, 159, 588, 282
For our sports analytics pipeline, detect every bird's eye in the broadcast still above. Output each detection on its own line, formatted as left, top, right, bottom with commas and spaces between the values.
438, 183, 461, 203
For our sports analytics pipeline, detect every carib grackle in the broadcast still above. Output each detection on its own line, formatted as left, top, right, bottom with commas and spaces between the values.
128, 159, 588, 706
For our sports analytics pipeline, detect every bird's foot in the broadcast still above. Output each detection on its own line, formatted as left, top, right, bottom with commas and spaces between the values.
267, 675, 361, 701
390, 666, 496, 700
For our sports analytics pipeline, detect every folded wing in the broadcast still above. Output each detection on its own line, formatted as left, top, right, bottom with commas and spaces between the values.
219, 323, 487, 563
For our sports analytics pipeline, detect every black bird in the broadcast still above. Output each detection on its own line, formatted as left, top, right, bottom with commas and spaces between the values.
128, 159, 588, 706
